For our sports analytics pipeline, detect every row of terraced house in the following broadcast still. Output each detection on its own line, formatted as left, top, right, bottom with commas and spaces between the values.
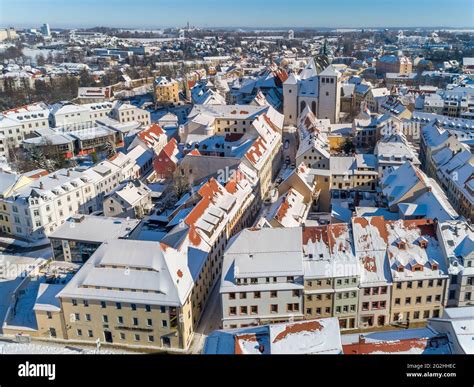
220, 216, 473, 331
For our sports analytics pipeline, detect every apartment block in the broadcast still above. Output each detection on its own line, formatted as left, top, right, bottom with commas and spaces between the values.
221, 228, 304, 329
302, 224, 360, 330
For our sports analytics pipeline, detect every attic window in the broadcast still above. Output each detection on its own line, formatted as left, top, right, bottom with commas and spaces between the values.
412, 264, 424, 272
430, 262, 439, 270
418, 238, 428, 249
397, 265, 404, 273
396, 239, 407, 250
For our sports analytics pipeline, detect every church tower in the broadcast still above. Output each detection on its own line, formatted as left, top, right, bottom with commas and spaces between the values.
317, 65, 341, 124
283, 72, 299, 126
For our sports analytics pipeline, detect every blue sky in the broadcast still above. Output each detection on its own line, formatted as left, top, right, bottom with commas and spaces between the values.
1, 0, 473, 29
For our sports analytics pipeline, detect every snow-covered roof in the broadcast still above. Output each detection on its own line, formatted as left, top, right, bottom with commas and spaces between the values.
437, 220, 474, 275
34, 283, 64, 312
58, 239, 196, 306
302, 224, 359, 279
50, 215, 140, 243
225, 227, 303, 279
108, 180, 151, 207
429, 306, 474, 354
267, 188, 307, 227
342, 328, 451, 354
353, 217, 448, 282
188, 104, 268, 120
206, 317, 342, 354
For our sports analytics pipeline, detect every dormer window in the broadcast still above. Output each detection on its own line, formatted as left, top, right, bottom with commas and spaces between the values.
418, 237, 428, 249
396, 239, 407, 250
430, 262, 439, 271
412, 263, 424, 272
397, 265, 404, 272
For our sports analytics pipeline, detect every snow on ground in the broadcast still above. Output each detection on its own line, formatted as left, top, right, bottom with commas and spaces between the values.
0, 340, 136, 354
6, 278, 43, 331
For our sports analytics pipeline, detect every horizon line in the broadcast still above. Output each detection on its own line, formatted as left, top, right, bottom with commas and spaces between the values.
2, 24, 474, 31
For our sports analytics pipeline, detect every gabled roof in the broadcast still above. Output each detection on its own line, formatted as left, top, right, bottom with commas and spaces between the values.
302, 224, 358, 279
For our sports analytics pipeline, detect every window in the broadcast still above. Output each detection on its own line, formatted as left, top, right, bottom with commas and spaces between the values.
131, 304, 137, 311
77, 329, 82, 336
254, 291, 261, 299
134, 334, 140, 341
147, 318, 152, 327
133, 317, 139, 326
85, 314, 91, 321
83, 300, 89, 307
416, 296, 422, 304
120, 333, 126, 340
148, 335, 154, 343
229, 293, 236, 300
229, 307, 237, 316
270, 304, 278, 313
72, 299, 77, 306
287, 303, 299, 312
50, 328, 57, 338
100, 301, 106, 308
270, 291, 277, 298
405, 297, 411, 305
417, 281, 423, 288
395, 298, 400, 305
46, 311, 52, 319
103, 315, 108, 323
292, 290, 299, 297
240, 292, 247, 299
116, 302, 122, 310
145, 305, 151, 312
362, 302, 369, 311
251, 305, 258, 315
74, 313, 80, 321
423, 310, 430, 319
118, 316, 124, 324
240, 306, 248, 315
88, 330, 93, 338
